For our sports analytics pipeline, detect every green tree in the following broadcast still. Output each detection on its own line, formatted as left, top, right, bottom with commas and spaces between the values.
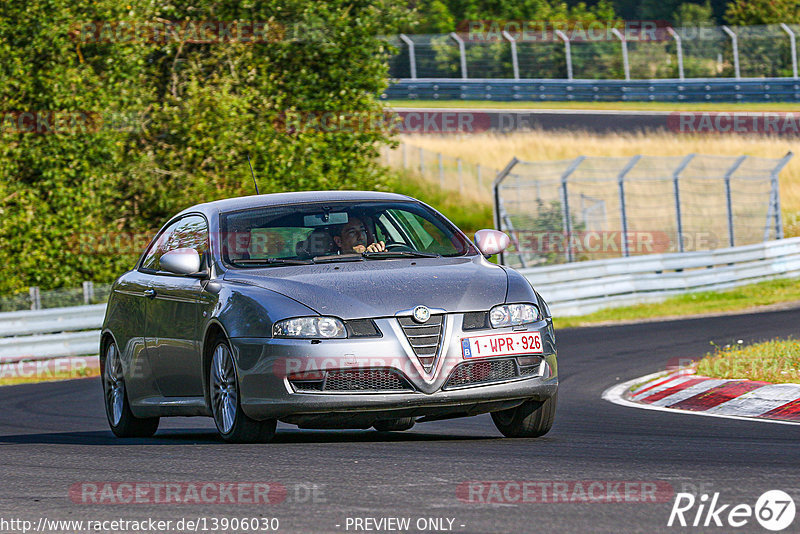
0, 0, 411, 293
725, 0, 800, 24
675, 1, 715, 26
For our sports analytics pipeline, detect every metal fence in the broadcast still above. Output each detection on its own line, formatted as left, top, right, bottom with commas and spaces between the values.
382, 142, 498, 200
494, 152, 794, 268
387, 24, 800, 81
1, 282, 111, 312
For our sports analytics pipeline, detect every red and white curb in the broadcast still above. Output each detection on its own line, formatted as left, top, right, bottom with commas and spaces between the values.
602, 369, 800, 426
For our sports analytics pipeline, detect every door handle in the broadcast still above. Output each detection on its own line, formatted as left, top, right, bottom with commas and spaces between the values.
144, 289, 157, 299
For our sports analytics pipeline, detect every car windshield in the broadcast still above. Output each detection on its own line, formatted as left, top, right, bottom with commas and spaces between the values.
219, 200, 476, 266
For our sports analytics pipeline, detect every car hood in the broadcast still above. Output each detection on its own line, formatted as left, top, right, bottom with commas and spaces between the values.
223, 256, 508, 319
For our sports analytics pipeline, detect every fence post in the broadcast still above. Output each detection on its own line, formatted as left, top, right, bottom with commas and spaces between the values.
457, 158, 463, 192
721, 26, 740, 80
617, 155, 642, 257
493, 158, 520, 265
770, 151, 794, 239
438, 153, 444, 188
502, 31, 520, 80
399, 34, 417, 79
450, 32, 468, 79
555, 30, 573, 81
667, 27, 685, 81
560, 156, 586, 263
29, 286, 41, 311
419, 147, 424, 175
780, 23, 798, 79
723, 155, 747, 247
672, 154, 695, 252
611, 28, 630, 81
82, 281, 94, 305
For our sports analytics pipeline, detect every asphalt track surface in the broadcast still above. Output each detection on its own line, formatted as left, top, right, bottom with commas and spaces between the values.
2, 308, 800, 533
394, 107, 676, 135
392, 107, 800, 136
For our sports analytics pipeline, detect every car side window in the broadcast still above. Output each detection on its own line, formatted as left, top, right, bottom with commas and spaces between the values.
141, 215, 209, 272
376, 213, 407, 246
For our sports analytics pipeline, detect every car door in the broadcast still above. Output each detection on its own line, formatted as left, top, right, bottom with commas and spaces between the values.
105, 269, 159, 401
139, 215, 210, 397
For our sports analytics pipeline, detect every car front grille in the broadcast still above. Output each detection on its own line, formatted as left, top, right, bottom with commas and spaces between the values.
290, 369, 414, 393
444, 356, 543, 390
397, 315, 444, 372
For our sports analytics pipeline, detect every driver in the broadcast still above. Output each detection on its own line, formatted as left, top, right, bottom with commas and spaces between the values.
333, 216, 386, 254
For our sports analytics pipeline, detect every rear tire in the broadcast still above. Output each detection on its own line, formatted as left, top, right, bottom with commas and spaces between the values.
373, 417, 415, 432
491, 393, 557, 438
102, 341, 159, 438
209, 337, 276, 443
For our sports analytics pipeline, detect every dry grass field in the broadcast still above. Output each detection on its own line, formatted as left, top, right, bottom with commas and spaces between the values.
398, 131, 800, 235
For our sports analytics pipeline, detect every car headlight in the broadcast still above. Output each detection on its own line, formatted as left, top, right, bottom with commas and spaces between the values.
273, 317, 347, 338
489, 303, 539, 328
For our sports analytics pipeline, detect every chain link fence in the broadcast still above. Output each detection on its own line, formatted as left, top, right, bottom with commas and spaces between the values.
381, 143, 498, 201
388, 24, 800, 80
494, 153, 793, 267
1, 282, 112, 312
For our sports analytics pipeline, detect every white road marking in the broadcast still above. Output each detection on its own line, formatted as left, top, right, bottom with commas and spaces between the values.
629, 374, 696, 399
602, 373, 800, 426
647, 379, 728, 407
706, 383, 800, 416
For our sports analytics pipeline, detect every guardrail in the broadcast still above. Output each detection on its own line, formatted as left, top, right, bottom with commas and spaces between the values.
384, 78, 800, 103
2, 238, 800, 360
0, 304, 105, 362
521, 237, 800, 316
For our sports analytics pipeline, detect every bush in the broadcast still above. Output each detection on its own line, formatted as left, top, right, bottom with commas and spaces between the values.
0, 0, 411, 293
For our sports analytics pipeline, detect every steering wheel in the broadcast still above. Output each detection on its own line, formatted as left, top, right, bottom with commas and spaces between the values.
385, 243, 414, 252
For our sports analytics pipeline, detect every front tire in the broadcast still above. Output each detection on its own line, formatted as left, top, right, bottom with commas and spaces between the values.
209, 338, 276, 443
102, 341, 159, 438
491, 393, 557, 438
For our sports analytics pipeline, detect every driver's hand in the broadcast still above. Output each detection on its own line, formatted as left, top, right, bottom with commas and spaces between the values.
364, 241, 385, 253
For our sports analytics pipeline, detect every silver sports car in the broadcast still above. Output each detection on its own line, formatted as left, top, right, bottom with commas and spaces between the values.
101, 191, 558, 442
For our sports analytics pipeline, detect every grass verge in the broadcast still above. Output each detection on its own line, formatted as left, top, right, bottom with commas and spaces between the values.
388, 100, 800, 112
396, 130, 800, 231
695, 338, 800, 384
0, 356, 100, 386
555, 277, 800, 329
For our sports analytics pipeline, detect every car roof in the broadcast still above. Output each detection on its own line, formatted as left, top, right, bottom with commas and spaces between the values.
175, 191, 417, 219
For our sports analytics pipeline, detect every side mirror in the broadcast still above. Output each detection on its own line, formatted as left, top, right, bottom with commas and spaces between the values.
160, 248, 202, 275
474, 229, 510, 257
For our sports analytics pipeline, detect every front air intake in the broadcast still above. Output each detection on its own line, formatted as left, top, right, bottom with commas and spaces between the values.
397, 315, 444, 372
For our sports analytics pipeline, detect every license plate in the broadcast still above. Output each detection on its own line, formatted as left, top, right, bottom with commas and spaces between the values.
461, 331, 543, 359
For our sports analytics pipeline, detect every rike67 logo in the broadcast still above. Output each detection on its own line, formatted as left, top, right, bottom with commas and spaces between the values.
668, 490, 796, 531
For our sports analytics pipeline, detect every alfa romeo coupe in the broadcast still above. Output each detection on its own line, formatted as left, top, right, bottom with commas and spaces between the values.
101, 191, 558, 442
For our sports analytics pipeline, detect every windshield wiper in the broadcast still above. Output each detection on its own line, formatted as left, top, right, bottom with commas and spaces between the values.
230, 258, 313, 267
363, 251, 441, 259
312, 254, 365, 263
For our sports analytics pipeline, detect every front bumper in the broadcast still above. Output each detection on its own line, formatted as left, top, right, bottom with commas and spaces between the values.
230, 313, 558, 423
